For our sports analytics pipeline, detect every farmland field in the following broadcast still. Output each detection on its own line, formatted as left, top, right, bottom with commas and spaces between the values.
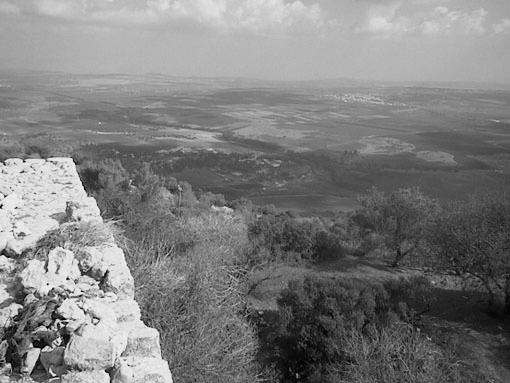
1, 71, 510, 213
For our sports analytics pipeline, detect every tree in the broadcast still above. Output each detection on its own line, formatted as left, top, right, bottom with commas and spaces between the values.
430, 194, 510, 313
355, 187, 440, 267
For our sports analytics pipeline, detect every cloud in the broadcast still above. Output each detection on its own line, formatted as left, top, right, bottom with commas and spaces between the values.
0, 1, 19, 15
420, 7, 488, 36
493, 18, 510, 34
355, 2, 489, 37
0, 0, 327, 35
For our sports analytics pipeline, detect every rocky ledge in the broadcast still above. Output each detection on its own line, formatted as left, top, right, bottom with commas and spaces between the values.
0, 158, 173, 383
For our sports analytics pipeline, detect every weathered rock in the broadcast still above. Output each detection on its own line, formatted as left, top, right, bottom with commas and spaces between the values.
75, 275, 99, 292
122, 325, 162, 358
124, 357, 173, 383
0, 363, 12, 378
61, 370, 110, 383
0, 255, 16, 273
4, 237, 26, 256
81, 298, 117, 323
0, 232, 13, 253
12, 221, 31, 239
4, 158, 23, 167
25, 158, 47, 168
64, 328, 116, 370
65, 198, 102, 224
1, 192, 23, 211
0, 302, 23, 327
0, 210, 11, 231
0, 158, 172, 382
47, 247, 81, 281
0, 285, 13, 305
112, 358, 135, 383
5, 217, 60, 256
20, 249, 81, 296
22, 347, 41, 375
24, 293, 38, 305
19, 259, 48, 294
76, 247, 108, 279
112, 300, 141, 323
40, 346, 65, 375
102, 263, 135, 300
57, 299, 87, 322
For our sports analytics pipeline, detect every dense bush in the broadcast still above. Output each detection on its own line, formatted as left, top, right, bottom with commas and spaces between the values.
260, 275, 475, 383
269, 276, 392, 381
247, 213, 348, 265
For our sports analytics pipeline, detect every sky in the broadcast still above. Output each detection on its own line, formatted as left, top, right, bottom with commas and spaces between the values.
0, 0, 509, 83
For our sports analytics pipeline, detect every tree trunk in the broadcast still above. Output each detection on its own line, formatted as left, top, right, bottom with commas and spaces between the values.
482, 278, 499, 314
392, 247, 403, 268
504, 276, 510, 314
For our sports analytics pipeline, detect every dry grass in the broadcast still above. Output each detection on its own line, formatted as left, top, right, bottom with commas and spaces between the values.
337, 323, 474, 383
121, 212, 261, 383
31, 220, 118, 260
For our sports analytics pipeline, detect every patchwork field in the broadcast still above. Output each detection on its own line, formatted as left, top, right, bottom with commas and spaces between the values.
1, 71, 510, 212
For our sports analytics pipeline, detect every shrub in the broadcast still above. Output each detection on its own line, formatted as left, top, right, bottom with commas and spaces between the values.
337, 323, 472, 383
248, 213, 347, 264
263, 275, 473, 383
355, 187, 440, 267
313, 231, 345, 261
268, 276, 392, 381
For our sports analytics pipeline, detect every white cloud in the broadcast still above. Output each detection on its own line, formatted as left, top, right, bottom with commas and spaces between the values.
0, 1, 19, 14
0, 0, 327, 35
493, 18, 510, 34
356, 2, 489, 37
420, 7, 488, 36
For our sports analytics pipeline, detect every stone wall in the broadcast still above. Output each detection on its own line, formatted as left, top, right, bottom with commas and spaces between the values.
0, 158, 173, 383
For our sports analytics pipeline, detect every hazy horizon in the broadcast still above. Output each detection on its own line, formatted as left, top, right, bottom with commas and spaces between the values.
2, 68, 510, 90
0, 1, 509, 84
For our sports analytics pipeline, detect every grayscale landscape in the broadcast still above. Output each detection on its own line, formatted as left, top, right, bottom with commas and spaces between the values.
1, 1, 510, 383
2, 71, 510, 214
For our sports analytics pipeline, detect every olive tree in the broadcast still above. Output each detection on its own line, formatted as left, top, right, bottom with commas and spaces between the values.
355, 187, 440, 267
430, 195, 510, 313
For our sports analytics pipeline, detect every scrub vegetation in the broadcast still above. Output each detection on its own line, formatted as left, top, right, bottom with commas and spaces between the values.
77, 159, 510, 383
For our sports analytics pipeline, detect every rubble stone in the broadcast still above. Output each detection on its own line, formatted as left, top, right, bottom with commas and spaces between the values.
0, 232, 13, 253
0, 303, 23, 327
60, 370, 110, 383
1, 193, 23, 211
123, 325, 162, 358
124, 357, 173, 383
46, 248, 81, 282
40, 346, 65, 375
0, 158, 172, 382
64, 329, 116, 370
57, 299, 87, 322
22, 348, 41, 375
